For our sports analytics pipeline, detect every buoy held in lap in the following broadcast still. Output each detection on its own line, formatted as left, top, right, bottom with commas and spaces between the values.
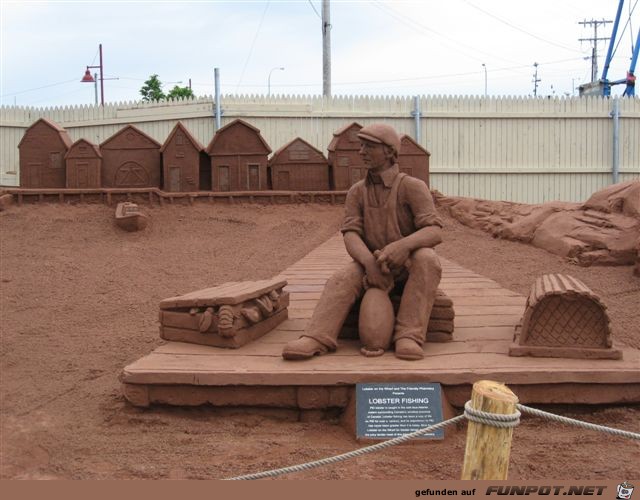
358, 287, 394, 357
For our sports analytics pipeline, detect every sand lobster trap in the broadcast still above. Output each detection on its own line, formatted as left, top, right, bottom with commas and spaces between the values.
510, 274, 622, 360
159, 279, 289, 348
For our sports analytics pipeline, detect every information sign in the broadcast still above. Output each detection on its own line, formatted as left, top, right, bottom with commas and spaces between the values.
356, 383, 444, 440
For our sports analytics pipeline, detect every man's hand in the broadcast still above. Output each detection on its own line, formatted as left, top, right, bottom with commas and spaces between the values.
377, 240, 411, 270
343, 232, 393, 290
364, 260, 394, 291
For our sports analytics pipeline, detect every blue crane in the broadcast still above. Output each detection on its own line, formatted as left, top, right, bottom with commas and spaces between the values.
580, 0, 639, 97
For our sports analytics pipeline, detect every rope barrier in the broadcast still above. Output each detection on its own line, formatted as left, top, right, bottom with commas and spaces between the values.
517, 404, 640, 440
226, 414, 466, 480
225, 401, 639, 480
464, 401, 521, 428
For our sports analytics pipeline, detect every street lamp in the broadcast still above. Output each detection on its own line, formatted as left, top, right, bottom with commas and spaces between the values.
482, 63, 487, 97
268, 67, 284, 96
81, 43, 104, 106
82, 71, 99, 105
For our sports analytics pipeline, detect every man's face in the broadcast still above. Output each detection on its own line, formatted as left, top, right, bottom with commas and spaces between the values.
359, 139, 389, 169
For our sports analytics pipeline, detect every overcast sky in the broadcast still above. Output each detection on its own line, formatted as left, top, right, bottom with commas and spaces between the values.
1, 0, 638, 107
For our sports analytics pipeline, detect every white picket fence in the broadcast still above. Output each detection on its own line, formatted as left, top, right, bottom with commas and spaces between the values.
1, 94, 638, 203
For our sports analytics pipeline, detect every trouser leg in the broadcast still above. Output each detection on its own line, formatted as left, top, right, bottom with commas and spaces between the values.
393, 248, 442, 345
303, 261, 365, 350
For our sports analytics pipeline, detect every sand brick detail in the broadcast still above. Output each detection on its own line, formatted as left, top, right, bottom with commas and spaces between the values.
340, 288, 455, 342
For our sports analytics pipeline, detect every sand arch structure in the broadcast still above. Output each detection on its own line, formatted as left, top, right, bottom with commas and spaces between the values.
510, 274, 621, 360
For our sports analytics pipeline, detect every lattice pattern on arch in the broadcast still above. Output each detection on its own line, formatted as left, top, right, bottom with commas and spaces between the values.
509, 273, 621, 360
526, 295, 609, 347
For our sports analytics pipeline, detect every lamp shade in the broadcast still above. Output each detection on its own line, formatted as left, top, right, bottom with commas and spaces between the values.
81, 69, 95, 83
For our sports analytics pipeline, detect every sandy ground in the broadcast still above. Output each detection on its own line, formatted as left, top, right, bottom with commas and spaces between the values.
1, 201, 638, 480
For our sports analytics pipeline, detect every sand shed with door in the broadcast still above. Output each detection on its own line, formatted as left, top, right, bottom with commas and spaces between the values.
399, 134, 430, 187
18, 118, 73, 188
160, 122, 209, 192
206, 119, 271, 192
327, 122, 365, 190
269, 138, 330, 191
65, 139, 102, 188
100, 125, 162, 188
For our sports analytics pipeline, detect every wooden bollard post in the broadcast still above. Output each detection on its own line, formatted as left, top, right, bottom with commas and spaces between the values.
461, 380, 518, 480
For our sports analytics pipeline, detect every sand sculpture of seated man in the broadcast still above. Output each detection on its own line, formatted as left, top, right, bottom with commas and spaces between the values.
282, 123, 443, 361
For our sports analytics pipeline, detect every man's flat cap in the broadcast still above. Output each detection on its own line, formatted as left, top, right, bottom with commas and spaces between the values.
357, 123, 401, 153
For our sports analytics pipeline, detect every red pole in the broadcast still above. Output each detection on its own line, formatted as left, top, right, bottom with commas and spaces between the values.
99, 43, 104, 106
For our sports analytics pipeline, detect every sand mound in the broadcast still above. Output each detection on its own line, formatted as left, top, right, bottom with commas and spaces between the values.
434, 180, 640, 267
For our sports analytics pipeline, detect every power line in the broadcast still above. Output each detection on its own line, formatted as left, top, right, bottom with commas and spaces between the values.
27, 86, 93, 106
307, 0, 321, 19
611, 0, 639, 62
370, 1, 520, 66
463, 0, 583, 54
90, 46, 99, 67
189, 56, 584, 89
630, 0, 637, 55
0, 78, 78, 98
235, 1, 270, 93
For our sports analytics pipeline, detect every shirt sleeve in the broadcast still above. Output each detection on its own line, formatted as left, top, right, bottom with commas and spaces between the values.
340, 182, 365, 237
403, 178, 444, 229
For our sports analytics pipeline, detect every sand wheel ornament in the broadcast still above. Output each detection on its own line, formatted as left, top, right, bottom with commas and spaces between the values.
114, 161, 149, 186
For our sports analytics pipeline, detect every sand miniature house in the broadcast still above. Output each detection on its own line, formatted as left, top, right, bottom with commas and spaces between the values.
399, 135, 430, 187
64, 139, 102, 189
269, 138, 330, 191
160, 122, 209, 192
327, 122, 364, 190
100, 125, 162, 188
206, 119, 271, 191
18, 118, 73, 188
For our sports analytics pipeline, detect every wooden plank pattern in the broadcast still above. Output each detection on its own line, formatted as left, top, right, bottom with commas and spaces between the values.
122, 234, 640, 406
160, 279, 287, 308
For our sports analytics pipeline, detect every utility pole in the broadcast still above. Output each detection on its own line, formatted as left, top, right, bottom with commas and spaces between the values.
322, 0, 331, 97
579, 19, 612, 82
532, 62, 541, 97
214, 68, 221, 131
482, 63, 487, 97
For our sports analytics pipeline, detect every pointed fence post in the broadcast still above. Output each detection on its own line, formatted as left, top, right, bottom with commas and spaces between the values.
461, 380, 519, 480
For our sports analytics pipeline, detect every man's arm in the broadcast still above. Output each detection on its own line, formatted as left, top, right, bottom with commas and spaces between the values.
344, 231, 393, 290
375, 226, 442, 269
377, 178, 443, 269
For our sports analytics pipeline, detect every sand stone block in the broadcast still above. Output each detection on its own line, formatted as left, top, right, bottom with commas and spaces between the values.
339, 288, 454, 342
122, 383, 150, 407
297, 387, 330, 409
159, 278, 289, 348
114, 201, 148, 232
509, 274, 622, 359
0, 193, 13, 211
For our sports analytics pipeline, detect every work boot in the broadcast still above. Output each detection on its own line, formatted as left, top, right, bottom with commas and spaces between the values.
282, 336, 330, 360
394, 338, 424, 360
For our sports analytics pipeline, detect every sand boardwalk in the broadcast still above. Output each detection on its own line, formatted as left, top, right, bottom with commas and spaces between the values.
121, 235, 640, 408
